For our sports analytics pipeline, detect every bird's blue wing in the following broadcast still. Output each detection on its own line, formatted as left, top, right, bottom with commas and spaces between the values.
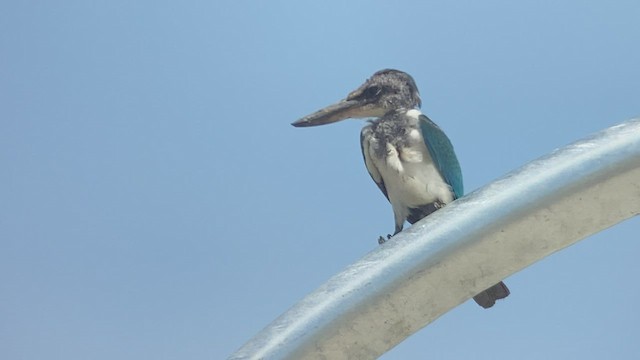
419, 115, 464, 199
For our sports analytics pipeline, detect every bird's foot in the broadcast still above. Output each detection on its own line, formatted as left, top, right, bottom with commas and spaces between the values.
377, 234, 393, 245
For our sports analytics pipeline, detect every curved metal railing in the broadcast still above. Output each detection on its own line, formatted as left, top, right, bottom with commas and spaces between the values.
229, 119, 640, 360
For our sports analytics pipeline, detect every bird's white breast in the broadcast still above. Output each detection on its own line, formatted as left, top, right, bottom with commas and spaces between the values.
364, 110, 454, 221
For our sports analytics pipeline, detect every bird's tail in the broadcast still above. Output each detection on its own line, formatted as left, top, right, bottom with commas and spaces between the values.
473, 281, 510, 309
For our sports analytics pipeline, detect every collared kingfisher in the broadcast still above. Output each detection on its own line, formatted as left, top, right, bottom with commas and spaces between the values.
292, 69, 509, 308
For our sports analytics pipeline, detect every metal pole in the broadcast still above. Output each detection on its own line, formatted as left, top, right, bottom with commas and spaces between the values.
229, 119, 640, 360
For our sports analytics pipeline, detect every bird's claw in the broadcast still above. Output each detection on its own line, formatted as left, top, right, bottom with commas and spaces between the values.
377, 234, 393, 245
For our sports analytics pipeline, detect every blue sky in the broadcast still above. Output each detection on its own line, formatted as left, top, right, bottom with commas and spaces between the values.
2, 1, 639, 359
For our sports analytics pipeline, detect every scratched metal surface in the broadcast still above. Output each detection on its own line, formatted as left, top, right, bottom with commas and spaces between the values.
229, 119, 640, 360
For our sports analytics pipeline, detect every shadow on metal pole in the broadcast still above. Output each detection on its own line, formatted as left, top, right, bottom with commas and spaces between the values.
229, 119, 640, 360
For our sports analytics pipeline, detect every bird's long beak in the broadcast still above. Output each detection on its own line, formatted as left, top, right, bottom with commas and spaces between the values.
291, 98, 383, 128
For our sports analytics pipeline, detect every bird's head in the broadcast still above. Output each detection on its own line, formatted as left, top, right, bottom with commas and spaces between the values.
292, 69, 421, 127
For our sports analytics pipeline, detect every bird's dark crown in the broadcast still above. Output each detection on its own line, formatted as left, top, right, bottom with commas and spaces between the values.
347, 69, 422, 111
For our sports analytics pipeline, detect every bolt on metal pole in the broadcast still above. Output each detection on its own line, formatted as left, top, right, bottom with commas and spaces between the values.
229, 119, 640, 360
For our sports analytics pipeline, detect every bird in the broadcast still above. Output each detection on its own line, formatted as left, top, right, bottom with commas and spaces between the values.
291, 69, 509, 309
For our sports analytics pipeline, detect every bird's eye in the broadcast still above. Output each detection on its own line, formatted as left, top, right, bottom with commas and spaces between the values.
362, 86, 381, 99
